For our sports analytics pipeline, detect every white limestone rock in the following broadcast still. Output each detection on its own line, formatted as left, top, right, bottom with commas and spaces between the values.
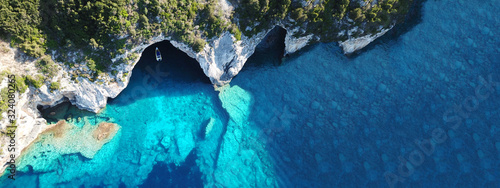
339, 26, 393, 54
170, 30, 271, 85
283, 27, 314, 56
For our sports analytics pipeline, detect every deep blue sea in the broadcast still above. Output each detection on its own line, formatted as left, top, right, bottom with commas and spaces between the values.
2, 0, 499, 187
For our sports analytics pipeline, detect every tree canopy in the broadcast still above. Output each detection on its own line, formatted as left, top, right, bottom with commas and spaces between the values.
0, 0, 413, 76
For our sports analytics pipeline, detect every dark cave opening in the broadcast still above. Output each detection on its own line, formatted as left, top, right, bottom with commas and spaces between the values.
133, 40, 211, 84
243, 26, 287, 69
38, 40, 212, 123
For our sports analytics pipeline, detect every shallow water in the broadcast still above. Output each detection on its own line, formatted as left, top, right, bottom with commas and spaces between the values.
2, 0, 499, 187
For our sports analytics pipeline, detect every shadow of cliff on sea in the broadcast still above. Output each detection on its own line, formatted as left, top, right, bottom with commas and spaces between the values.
240, 26, 287, 69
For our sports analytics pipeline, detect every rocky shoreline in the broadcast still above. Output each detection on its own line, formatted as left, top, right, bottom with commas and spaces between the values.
0, 25, 390, 176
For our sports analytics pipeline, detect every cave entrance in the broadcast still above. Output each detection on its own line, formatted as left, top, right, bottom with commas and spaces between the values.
243, 26, 287, 68
38, 100, 105, 125
134, 40, 211, 84
39, 40, 211, 123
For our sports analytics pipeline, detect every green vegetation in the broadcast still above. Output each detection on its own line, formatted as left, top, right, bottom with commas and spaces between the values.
198, 3, 228, 39
40, 0, 130, 73
291, 7, 308, 23
290, 0, 412, 40
14, 75, 28, 94
0, 74, 27, 120
49, 81, 60, 92
35, 55, 58, 77
1, 0, 233, 74
0, 0, 45, 57
232, 0, 412, 41
367, 0, 412, 26
25, 74, 45, 88
0, 87, 9, 120
230, 24, 242, 41
0, 71, 8, 82
350, 8, 366, 22
1, 0, 413, 79
233, 0, 291, 36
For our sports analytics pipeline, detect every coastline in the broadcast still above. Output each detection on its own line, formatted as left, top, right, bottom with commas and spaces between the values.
0, 24, 392, 178
1, 0, 498, 186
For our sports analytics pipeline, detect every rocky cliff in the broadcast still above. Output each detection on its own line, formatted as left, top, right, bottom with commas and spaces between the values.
0, 23, 391, 175
0, 0, 415, 175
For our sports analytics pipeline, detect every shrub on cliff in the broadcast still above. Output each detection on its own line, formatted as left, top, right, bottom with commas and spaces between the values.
14, 75, 28, 94
291, 8, 308, 24
191, 38, 206, 53
87, 59, 97, 72
198, 3, 228, 39
0, 0, 414, 76
235, 0, 291, 36
25, 75, 45, 89
36, 56, 58, 78
0, 0, 45, 57
49, 82, 60, 92
0, 87, 8, 119
230, 25, 242, 41
0, 74, 27, 120
350, 8, 366, 22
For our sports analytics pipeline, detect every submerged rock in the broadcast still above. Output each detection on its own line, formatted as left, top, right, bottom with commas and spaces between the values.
21, 120, 120, 161
203, 117, 216, 138
93, 122, 120, 141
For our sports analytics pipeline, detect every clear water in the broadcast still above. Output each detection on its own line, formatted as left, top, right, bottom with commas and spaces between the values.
2, 0, 500, 187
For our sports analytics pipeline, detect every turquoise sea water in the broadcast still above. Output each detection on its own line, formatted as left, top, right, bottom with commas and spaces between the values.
2, 0, 499, 187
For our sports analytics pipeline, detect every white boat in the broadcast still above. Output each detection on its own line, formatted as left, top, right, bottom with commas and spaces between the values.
155, 47, 162, 61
